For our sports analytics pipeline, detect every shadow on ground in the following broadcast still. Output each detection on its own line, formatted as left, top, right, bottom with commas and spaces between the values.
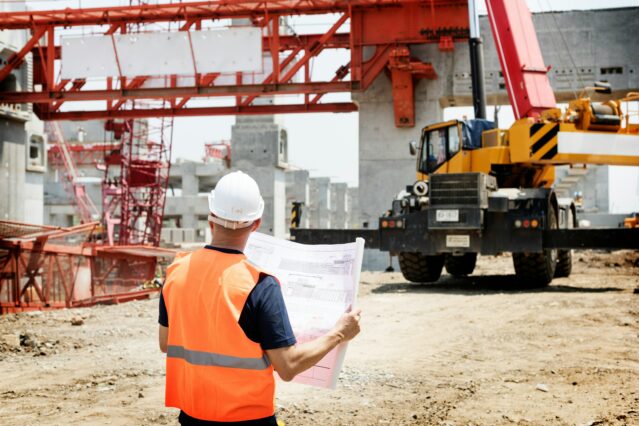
371, 274, 625, 295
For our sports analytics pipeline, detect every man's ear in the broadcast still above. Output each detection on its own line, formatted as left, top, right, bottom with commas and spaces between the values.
251, 218, 262, 232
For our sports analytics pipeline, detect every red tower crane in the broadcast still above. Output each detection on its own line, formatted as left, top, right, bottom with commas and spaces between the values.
46, 122, 100, 224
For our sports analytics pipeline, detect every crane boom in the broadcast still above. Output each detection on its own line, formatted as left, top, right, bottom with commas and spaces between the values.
485, 0, 557, 119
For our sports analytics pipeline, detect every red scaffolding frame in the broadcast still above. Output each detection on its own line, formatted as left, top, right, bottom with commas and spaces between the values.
0, 220, 175, 314
0, 0, 469, 127
101, 118, 173, 246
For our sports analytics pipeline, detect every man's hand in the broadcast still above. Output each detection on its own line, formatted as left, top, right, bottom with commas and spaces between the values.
266, 307, 362, 382
332, 308, 362, 343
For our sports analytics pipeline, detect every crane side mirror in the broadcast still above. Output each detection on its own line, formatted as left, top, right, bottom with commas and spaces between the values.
409, 140, 418, 156
594, 81, 612, 94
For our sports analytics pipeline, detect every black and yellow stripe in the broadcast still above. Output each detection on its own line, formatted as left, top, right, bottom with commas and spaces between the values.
290, 202, 302, 228
529, 123, 559, 161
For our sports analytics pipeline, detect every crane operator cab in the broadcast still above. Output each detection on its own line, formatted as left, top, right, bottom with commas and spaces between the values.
412, 118, 497, 177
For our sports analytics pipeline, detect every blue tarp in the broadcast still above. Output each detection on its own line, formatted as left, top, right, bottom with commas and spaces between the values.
461, 119, 496, 150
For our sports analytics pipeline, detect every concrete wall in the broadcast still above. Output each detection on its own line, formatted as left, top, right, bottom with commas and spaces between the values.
0, 9, 45, 224
446, 8, 639, 108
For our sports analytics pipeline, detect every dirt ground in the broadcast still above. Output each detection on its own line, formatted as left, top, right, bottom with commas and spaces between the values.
0, 250, 637, 426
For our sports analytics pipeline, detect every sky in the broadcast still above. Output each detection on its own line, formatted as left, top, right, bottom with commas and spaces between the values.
5, 0, 639, 210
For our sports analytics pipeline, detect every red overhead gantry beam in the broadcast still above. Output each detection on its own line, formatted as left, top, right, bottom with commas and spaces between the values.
0, 0, 469, 127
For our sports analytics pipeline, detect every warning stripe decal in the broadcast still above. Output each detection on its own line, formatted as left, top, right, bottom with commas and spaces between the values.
529, 123, 545, 138
540, 144, 558, 160
530, 123, 559, 156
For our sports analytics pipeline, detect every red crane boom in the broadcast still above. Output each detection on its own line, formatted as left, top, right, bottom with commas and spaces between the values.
485, 0, 556, 119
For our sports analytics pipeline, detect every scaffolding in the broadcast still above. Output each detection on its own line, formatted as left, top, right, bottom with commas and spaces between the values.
102, 118, 173, 246
0, 220, 174, 314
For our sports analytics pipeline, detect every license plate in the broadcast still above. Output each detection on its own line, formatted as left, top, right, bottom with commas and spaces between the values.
436, 209, 459, 222
446, 235, 470, 248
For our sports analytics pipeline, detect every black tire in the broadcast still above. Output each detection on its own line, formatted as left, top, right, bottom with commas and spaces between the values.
445, 253, 477, 277
554, 249, 572, 278
398, 252, 445, 283
512, 205, 558, 287
555, 208, 574, 278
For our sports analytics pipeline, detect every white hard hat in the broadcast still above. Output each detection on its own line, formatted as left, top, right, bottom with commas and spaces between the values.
208, 171, 264, 229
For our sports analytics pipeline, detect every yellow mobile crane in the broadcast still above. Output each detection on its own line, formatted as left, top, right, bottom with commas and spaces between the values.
398, 88, 639, 285
383, 0, 639, 286
292, 0, 639, 287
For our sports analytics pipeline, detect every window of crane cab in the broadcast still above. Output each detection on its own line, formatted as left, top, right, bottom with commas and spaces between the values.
420, 122, 461, 174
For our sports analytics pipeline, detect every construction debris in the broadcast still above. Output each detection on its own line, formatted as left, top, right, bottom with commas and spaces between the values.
70, 316, 84, 326
536, 384, 549, 393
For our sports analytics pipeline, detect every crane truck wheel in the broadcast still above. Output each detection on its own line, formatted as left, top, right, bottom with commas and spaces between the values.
554, 208, 574, 278
398, 252, 445, 283
512, 206, 558, 287
554, 249, 572, 278
445, 253, 477, 277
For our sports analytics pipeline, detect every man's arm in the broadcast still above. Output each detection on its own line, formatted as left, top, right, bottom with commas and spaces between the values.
266, 309, 361, 382
159, 325, 168, 353
158, 290, 169, 353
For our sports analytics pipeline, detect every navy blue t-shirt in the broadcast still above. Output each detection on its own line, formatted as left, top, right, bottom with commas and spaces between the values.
159, 246, 296, 425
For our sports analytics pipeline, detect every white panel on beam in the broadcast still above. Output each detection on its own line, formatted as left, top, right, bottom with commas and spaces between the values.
192, 27, 262, 74
60, 27, 262, 79
61, 36, 118, 79
114, 32, 193, 77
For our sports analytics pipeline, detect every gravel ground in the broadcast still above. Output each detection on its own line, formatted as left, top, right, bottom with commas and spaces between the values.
0, 250, 637, 425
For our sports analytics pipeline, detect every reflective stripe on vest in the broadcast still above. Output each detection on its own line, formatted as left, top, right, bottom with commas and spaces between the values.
167, 345, 271, 370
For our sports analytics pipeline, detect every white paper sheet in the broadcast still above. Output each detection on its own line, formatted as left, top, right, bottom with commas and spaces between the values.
245, 233, 364, 389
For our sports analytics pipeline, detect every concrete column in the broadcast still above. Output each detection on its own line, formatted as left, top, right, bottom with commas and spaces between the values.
308, 177, 331, 228
175, 161, 198, 229
347, 187, 360, 229
330, 182, 348, 229
354, 43, 447, 269
232, 115, 287, 238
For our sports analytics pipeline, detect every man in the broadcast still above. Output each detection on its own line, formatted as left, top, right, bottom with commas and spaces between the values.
158, 171, 362, 425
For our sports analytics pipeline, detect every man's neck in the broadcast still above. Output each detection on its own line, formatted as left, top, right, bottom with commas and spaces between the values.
209, 239, 247, 253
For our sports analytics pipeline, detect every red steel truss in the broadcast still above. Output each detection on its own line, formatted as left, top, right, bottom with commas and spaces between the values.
48, 143, 121, 167
0, 221, 175, 314
0, 0, 469, 127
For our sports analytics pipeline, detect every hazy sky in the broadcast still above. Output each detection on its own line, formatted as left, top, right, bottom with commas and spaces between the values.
9, 0, 639, 203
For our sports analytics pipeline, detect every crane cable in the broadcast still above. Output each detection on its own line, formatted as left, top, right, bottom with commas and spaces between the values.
535, 0, 587, 99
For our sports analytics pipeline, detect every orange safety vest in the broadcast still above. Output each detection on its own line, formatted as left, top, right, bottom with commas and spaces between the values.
162, 248, 276, 422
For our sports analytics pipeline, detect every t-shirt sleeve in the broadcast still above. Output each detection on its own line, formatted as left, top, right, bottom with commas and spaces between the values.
158, 289, 169, 327
239, 274, 297, 351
